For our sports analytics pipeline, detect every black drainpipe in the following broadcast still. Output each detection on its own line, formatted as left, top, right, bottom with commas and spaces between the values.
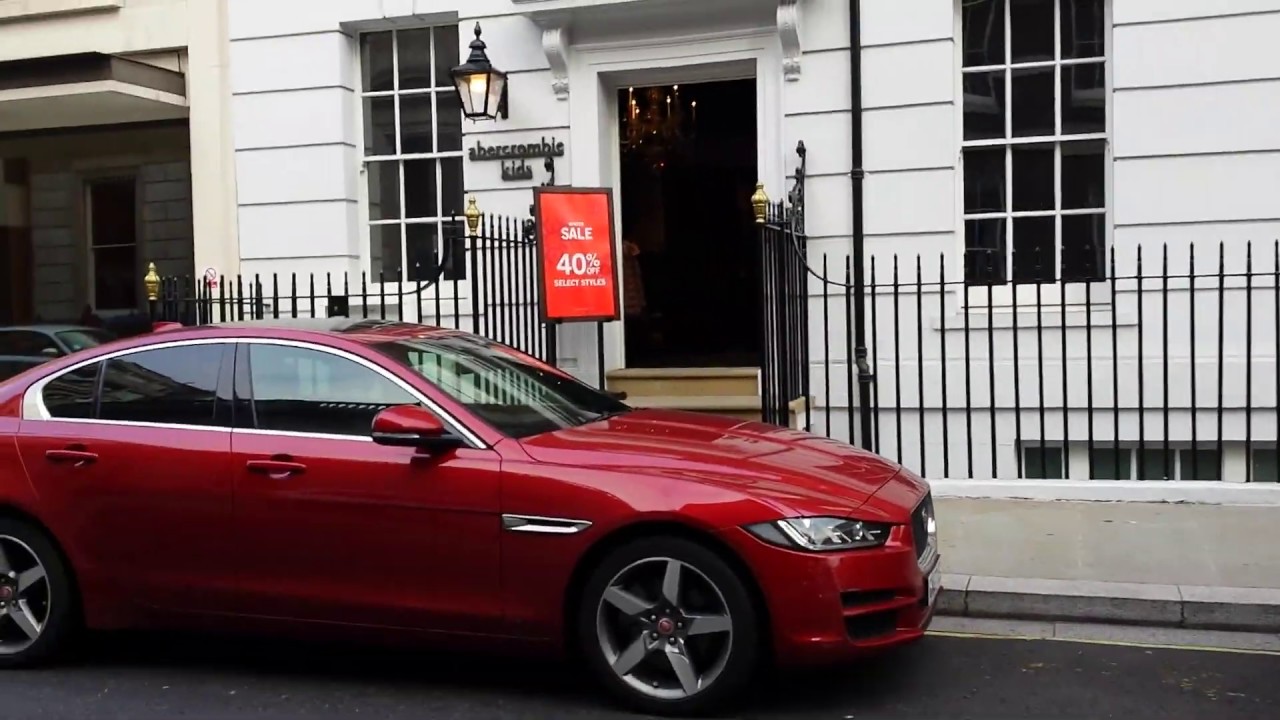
849, 0, 875, 450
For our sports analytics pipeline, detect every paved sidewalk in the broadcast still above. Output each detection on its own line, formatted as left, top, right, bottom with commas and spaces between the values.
933, 498, 1280, 631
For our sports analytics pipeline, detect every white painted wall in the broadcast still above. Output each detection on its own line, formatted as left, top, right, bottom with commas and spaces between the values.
224, 0, 1280, 484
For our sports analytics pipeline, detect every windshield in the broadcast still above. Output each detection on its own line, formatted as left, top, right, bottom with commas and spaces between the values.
55, 329, 116, 353
372, 334, 631, 439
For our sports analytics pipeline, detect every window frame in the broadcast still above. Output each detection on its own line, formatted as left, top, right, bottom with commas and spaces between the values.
229, 338, 486, 447
355, 26, 468, 289
83, 173, 143, 313
22, 337, 487, 449
955, 0, 1113, 306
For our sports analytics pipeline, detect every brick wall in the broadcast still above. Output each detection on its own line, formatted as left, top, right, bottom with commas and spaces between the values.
29, 172, 77, 322
140, 160, 194, 279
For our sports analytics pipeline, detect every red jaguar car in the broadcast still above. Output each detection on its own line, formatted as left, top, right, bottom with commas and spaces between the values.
0, 319, 939, 715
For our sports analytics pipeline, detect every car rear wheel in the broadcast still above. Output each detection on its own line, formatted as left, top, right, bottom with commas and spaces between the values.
0, 518, 77, 668
578, 537, 761, 716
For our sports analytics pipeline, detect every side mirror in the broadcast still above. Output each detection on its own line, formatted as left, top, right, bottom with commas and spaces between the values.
371, 405, 464, 452
40, 347, 60, 359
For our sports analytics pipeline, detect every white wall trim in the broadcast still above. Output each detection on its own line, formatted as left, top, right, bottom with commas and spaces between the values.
931, 478, 1280, 506
540, 25, 572, 100
777, 0, 801, 81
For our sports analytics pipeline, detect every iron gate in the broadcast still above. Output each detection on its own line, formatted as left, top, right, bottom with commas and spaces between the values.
753, 142, 811, 428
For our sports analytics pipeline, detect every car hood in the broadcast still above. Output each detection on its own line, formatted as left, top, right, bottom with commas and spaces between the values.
519, 409, 903, 516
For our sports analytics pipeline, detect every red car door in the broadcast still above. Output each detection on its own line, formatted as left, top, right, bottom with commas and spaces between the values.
16, 341, 237, 616
228, 340, 503, 634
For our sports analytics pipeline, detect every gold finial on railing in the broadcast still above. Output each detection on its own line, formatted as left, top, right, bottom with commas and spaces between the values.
464, 195, 481, 235
143, 262, 160, 301
750, 182, 769, 224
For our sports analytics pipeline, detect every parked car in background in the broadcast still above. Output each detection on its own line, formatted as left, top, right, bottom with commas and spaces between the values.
0, 326, 117, 382
0, 319, 938, 716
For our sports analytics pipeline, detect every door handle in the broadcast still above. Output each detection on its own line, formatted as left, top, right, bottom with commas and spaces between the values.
246, 459, 307, 479
45, 448, 98, 467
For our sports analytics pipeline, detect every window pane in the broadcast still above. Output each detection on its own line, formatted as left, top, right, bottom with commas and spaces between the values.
433, 25, 460, 87
403, 159, 439, 219
406, 223, 439, 282
1062, 139, 1106, 209
1180, 449, 1221, 481
399, 94, 434, 154
99, 345, 223, 427
397, 28, 433, 90
93, 245, 138, 311
1025, 447, 1063, 479
1062, 0, 1105, 59
965, 219, 1007, 285
440, 157, 464, 217
370, 224, 403, 282
436, 91, 463, 152
89, 179, 136, 248
248, 344, 420, 437
362, 96, 395, 156
1011, 66, 1054, 137
963, 72, 1006, 140
962, 0, 1005, 67
366, 161, 400, 221
361, 32, 394, 93
1137, 449, 1174, 480
1012, 143, 1053, 211
43, 363, 100, 419
1062, 62, 1106, 134
1090, 448, 1131, 480
0, 331, 56, 357
1010, 0, 1054, 63
1061, 213, 1106, 282
963, 148, 1005, 213
1252, 450, 1279, 483
1012, 216, 1055, 283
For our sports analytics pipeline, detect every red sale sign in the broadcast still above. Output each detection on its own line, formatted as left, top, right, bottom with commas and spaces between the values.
533, 186, 620, 323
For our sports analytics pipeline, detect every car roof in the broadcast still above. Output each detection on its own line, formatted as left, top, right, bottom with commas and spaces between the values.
174, 317, 463, 345
0, 325, 102, 334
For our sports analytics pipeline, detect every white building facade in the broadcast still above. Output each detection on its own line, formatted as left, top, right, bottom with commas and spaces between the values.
223, 0, 1280, 487
0, 0, 238, 327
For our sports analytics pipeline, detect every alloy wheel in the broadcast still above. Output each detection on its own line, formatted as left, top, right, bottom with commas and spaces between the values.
594, 557, 735, 701
0, 535, 51, 656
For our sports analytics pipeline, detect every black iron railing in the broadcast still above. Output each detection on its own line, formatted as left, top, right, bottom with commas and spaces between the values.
154, 212, 551, 363
805, 243, 1280, 482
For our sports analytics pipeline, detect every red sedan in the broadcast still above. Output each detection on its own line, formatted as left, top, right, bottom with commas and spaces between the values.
0, 319, 939, 715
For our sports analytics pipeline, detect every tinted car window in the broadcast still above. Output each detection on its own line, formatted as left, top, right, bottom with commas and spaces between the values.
0, 331, 58, 358
99, 345, 225, 427
56, 329, 115, 353
371, 333, 628, 439
42, 363, 102, 419
248, 344, 420, 437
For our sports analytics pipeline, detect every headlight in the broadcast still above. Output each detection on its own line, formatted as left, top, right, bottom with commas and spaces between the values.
745, 516, 892, 552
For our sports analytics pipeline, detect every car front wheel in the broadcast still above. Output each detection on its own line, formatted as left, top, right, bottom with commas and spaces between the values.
579, 536, 761, 716
0, 518, 77, 668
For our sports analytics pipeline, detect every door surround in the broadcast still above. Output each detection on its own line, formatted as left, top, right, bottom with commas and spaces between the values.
565, 29, 785, 379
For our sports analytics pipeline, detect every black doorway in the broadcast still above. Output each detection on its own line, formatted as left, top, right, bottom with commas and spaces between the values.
618, 79, 760, 369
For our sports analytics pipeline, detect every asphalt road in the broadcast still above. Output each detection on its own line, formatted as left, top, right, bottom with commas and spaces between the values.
0, 629, 1276, 719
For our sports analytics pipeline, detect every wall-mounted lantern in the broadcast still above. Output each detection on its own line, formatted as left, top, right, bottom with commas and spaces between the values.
451, 23, 509, 121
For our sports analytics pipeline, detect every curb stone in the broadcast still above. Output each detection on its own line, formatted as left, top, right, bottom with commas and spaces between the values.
936, 574, 1280, 633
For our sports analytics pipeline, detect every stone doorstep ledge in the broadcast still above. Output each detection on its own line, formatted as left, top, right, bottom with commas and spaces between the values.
936, 574, 1280, 633
929, 479, 1280, 506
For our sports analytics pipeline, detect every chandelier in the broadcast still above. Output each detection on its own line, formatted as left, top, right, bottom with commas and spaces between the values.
622, 85, 697, 171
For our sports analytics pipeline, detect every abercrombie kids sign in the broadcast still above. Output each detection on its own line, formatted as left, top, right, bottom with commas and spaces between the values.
468, 136, 565, 182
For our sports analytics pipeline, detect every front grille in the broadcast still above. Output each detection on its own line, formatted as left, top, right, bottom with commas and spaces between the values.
911, 493, 933, 560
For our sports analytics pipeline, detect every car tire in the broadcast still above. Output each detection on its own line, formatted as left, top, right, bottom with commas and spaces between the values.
0, 517, 78, 669
578, 536, 761, 717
